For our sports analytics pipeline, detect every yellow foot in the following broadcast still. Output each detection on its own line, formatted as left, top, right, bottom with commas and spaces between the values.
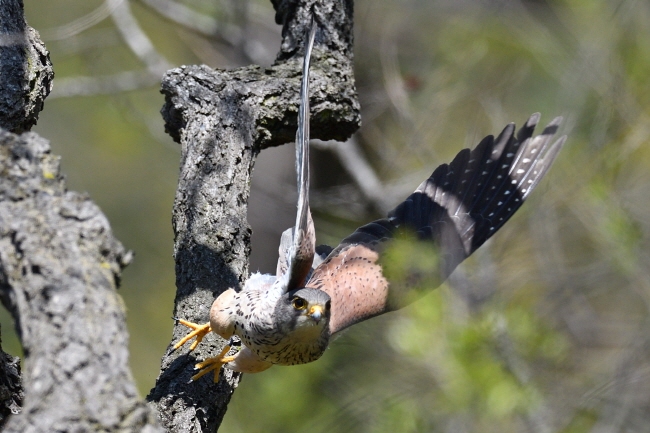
174, 319, 212, 351
192, 345, 236, 382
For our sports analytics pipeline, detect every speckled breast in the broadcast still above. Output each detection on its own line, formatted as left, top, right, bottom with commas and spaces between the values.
239, 320, 330, 366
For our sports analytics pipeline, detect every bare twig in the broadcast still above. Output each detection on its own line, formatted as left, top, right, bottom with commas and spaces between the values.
140, 0, 278, 65
380, 29, 413, 125
49, 0, 171, 99
139, 0, 222, 38
312, 137, 393, 215
50, 70, 160, 98
109, 0, 172, 75
39, 0, 123, 41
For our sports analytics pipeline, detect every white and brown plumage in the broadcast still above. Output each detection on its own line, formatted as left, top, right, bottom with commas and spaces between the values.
174, 21, 567, 381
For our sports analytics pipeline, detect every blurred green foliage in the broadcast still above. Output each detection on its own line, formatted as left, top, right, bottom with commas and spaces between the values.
3, 0, 650, 431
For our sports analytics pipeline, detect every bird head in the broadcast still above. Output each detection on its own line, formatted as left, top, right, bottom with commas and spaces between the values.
274, 287, 331, 339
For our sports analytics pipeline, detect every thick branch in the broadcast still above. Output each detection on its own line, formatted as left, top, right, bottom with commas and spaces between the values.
0, 130, 163, 431
147, 1, 358, 432
0, 0, 53, 133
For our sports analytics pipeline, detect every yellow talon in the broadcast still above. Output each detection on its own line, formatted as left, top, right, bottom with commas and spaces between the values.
191, 345, 236, 382
175, 319, 236, 382
174, 320, 212, 351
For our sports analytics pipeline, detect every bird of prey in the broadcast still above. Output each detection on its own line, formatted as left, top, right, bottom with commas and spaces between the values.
174, 22, 566, 381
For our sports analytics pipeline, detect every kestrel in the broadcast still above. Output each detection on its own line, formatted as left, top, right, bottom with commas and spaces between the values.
174, 22, 566, 381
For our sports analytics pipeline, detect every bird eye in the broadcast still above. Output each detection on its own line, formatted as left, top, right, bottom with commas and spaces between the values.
325, 301, 331, 311
292, 297, 307, 310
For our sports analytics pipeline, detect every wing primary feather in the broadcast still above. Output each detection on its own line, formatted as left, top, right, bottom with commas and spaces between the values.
523, 135, 566, 199
453, 135, 495, 248
469, 115, 565, 250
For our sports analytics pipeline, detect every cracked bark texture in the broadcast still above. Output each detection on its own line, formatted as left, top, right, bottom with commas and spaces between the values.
0, 328, 21, 429
0, 0, 53, 134
0, 0, 163, 431
0, 130, 164, 432
0, 0, 46, 427
147, 0, 359, 431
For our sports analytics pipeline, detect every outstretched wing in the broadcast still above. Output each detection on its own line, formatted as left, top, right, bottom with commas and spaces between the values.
307, 114, 566, 335
277, 20, 318, 291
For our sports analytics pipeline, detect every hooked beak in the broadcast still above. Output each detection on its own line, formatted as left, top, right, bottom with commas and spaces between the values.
308, 305, 325, 324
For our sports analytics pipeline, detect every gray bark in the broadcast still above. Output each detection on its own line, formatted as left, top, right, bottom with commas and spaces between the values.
0, 0, 163, 431
0, 328, 21, 429
0, 0, 53, 134
0, 0, 38, 427
0, 129, 164, 432
147, 0, 359, 431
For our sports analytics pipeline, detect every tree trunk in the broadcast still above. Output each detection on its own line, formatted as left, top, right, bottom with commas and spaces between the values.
0, 0, 163, 431
146, 0, 359, 431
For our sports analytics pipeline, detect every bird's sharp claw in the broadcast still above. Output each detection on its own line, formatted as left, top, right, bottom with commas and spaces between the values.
191, 345, 234, 382
173, 321, 212, 351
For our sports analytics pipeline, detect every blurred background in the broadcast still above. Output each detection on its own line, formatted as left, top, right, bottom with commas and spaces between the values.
5, 0, 650, 431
